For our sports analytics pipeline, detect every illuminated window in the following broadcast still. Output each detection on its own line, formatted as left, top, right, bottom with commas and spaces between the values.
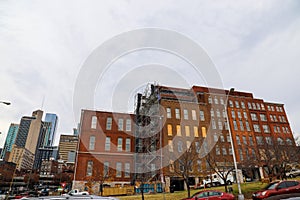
194, 126, 199, 137
185, 126, 190, 137
176, 125, 181, 136
202, 127, 206, 138
167, 124, 173, 136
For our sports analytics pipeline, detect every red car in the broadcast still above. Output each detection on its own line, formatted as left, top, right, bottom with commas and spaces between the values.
182, 190, 235, 200
252, 180, 300, 199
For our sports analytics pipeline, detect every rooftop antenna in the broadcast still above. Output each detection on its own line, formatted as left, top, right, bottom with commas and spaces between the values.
41, 95, 45, 110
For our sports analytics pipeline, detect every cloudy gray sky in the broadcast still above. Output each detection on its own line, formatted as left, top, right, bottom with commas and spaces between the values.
1, 0, 300, 147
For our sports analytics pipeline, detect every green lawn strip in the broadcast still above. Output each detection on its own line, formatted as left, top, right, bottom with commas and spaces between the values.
118, 178, 300, 200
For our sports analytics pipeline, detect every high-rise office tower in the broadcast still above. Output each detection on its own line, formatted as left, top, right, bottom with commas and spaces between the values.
14, 116, 35, 148
0, 123, 19, 161
25, 110, 43, 154
44, 113, 58, 146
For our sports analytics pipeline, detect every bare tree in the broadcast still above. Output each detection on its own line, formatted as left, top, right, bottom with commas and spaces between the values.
205, 151, 234, 193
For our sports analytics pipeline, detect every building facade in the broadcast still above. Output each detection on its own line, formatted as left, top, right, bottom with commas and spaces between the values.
73, 110, 135, 193
58, 134, 78, 163
0, 123, 19, 161
135, 84, 297, 191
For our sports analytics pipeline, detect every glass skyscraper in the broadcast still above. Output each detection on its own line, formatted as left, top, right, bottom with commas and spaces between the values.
0, 123, 19, 160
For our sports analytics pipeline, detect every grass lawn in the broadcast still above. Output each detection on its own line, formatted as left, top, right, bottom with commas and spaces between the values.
118, 182, 269, 200
118, 179, 300, 200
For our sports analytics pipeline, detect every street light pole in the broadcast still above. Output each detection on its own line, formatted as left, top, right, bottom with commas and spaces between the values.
0, 101, 11, 105
224, 88, 244, 200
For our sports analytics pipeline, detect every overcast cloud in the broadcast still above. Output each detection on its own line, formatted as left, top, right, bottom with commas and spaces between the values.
0, 0, 300, 146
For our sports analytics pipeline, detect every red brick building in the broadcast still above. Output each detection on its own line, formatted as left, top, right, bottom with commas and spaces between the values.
73, 110, 135, 193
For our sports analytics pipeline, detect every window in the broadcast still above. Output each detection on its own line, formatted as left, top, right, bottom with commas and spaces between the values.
273, 126, 277, 133
118, 119, 124, 131
222, 147, 227, 155
166, 108, 171, 118
224, 121, 229, 130
277, 137, 284, 145
266, 137, 272, 145
248, 102, 252, 109
236, 135, 241, 145
256, 136, 264, 145
194, 126, 199, 137
106, 117, 112, 130
126, 119, 131, 131
125, 163, 130, 177
89, 136, 95, 150
220, 135, 225, 142
256, 103, 260, 110
286, 127, 290, 133
252, 103, 256, 110
263, 125, 270, 133
199, 110, 205, 121
216, 109, 221, 118
231, 110, 235, 118
175, 108, 180, 119
125, 138, 131, 152
202, 127, 207, 138
186, 141, 191, 150
222, 110, 226, 118
212, 119, 216, 129
185, 126, 190, 137
197, 160, 202, 172
229, 147, 233, 155
239, 120, 244, 131
243, 136, 247, 145
249, 136, 254, 145
229, 100, 233, 107
105, 137, 111, 151
253, 124, 261, 132
214, 97, 219, 104
116, 162, 122, 177
270, 115, 274, 121
210, 108, 215, 117
260, 114, 267, 121
104, 162, 109, 176
86, 161, 93, 176
91, 116, 97, 129
261, 103, 265, 110
274, 115, 278, 121
282, 126, 286, 133
251, 113, 258, 121
208, 96, 212, 104
235, 101, 240, 108
286, 139, 292, 145
184, 109, 188, 120
239, 149, 243, 161
214, 133, 219, 142
241, 101, 245, 109
176, 125, 181, 136
243, 112, 248, 119
178, 141, 183, 152
218, 120, 223, 130
195, 142, 200, 153
168, 140, 173, 152
233, 120, 238, 131
192, 110, 196, 120
167, 124, 173, 136
277, 126, 281, 133
237, 111, 242, 119
216, 146, 220, 155
220, 97, 224, 105
117, 138, 123, 151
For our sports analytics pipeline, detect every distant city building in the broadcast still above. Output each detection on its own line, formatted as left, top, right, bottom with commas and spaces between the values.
44, 113, 58, 146
0, 123, 19, 161
58, 134, 78, 163
9, 110, 44, 170
14, 116, 35, 148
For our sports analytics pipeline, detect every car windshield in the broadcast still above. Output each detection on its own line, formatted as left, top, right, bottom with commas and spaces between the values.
265, 182, 279, 190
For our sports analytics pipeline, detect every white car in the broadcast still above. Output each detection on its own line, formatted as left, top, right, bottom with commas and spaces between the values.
286, 169, 300, 178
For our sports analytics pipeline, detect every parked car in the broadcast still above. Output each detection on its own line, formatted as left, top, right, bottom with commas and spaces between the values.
286, 169, 300, 178
182, 190, 235, 200
63, 189, 89, 196
252, 180, 300, 200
